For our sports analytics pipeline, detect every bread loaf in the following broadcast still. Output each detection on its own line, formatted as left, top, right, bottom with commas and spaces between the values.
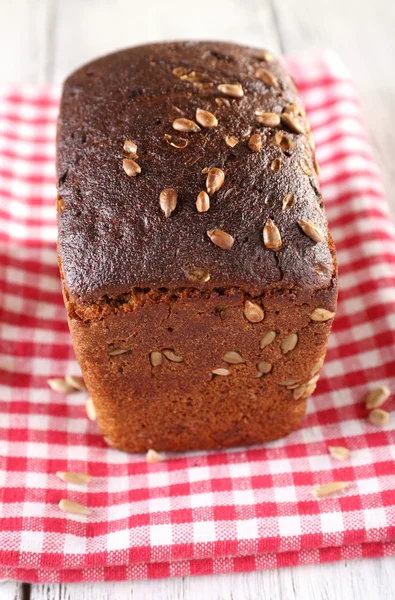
57, 41, 337, 452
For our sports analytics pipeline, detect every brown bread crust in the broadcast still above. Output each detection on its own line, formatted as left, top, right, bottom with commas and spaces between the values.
57, 41, 337, 452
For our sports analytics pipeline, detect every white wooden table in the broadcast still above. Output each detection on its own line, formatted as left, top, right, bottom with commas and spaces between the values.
1, 1, 395, 598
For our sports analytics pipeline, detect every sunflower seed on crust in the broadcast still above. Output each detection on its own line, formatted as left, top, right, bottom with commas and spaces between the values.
47, 378, 75, 394
271, 158, 282, 172
260, 330, 276, 349
244, 300, 264, 323
311, 481, 351, 499
206, 167, 225, 194
257, 361, 272, 374
222, 351, 245, 365
172, 118, 200, 133
310, 308, 335, 322
217, 83, 244, 98
281, 113, 305, 134
56, 472, 92, 485
123, 158, 141, 177
159, 188, 177, 218
65, 375, 87, 391
255, 68, 279, 87
263, 219, 281, 249
328, 446, 350, 461
284, 103, 305, 117
365, 385, 391, 409
58, 499, 91, 516
207, 229, 234, 250
368, 409, 390, 427
293, 384, 307, 400
281, 193, 296, 211
225, 135, 238, 148
123, 140, 137, 156
150, 351, 163, 367
196, 108, 218, 128
248, 133, 262, 152
186, 267, 210, 283
163, 349, 184, 363
147, 449, 163, 463
212, 368, 231, 376
86, 397, 96, 421
274, 131, 294, 151
255, 111, 280, 127
256, 49, 273, 62
196, 191, 210, 213
281, 333, 298, 354
298, 220, 324, 243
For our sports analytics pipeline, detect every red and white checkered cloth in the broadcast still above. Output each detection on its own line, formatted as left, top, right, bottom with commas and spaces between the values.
0, 50, 395, 584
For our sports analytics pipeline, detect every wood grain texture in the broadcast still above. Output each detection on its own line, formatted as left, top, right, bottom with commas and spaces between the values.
1, 0, 395, 598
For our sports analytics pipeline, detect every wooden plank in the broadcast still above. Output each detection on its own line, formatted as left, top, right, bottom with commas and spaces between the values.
30, 556, 395, 599
0, 581, 26, 600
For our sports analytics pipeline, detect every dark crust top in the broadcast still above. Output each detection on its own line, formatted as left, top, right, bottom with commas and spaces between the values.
57, 41, 335, 304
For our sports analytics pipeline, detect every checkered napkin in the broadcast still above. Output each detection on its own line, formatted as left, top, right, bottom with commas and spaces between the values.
0, 50, 395, 584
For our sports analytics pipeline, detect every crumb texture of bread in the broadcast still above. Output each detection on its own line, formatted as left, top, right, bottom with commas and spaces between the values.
57, 41, 337, 452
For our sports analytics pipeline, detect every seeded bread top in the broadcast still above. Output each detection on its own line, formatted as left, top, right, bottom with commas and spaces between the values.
57, 41, 335, 305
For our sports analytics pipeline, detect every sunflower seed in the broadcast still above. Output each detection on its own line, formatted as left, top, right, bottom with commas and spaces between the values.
256, 49, 273, 62
313, 157, 321, 175
206, 167, 225, 194
196, 108, 218, 128
311, 356, 325, 375
293, 384, 307, 400
368, 408, 390, 427
58, 499, 91, 516
207, 228, 234, 250
260, 331, 276, 349
257, 361, 272, 374
56, 471, 92, 485
263, 219, 281, 249
281, 333, 298, 354
311, 481, 351, 499
180, 71, 205, 83
216, 97, 231, 107
172, 118, 201, 133
222, 351, 245, 365
298, 220, 324, 243
281, 194, 296, 211
278, 380, 298, 387
212, 368, 231, 376
244, 300, 264, 323
284, 103, 305, 117
300, 158, 313, 176
47, 378, 75, 393
150, 351, 163, 367
65, 375, 87, 391
281, 114, 305, 134
248, 133, 262, 152
164, 134, 188, 149
274, 131, 294, 151
186, 266, 210, 283
146, 449, 163, 463
196, 191, 210, 213
123, 140, 137, 156
328, 446, 350, 461
163, 349, 183, 363
123, 158, 141, 177
172, 66, 188, 77
255, 111, 280, 127
255, 68, 279, 87
159, 188, 177, 218
86, 397, 96, 421
217, 83, 244, 98
108, 348, 130, 356
365, 385, 391, 409
310, 308, 335, 322
271, 158, 282, 172
225, 135, 238, 148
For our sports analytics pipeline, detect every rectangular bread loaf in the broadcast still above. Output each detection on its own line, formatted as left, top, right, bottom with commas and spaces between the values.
57, 41, 337, 452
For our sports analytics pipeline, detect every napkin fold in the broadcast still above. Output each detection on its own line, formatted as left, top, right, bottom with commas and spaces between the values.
0, 50, 394, 583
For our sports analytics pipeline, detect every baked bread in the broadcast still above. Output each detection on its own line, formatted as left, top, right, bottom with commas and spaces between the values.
57, 41, 337, 452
